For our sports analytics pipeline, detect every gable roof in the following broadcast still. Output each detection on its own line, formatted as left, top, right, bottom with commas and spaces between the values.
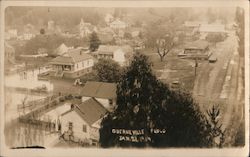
81, 81, 117, 99
74, 98, 107, 125
50, 48, 93, 65
54, 43, 69, 55
61, 98, 107, 126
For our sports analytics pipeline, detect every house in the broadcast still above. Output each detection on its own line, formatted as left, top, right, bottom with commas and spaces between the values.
48, 20, 55, 31
95, 45, 133, 66
4, 42, 15, 66
60, 97, 107, 145
178, 40, 211, 60
50, 48, 94, 78
5, 29, 18, 40
54, 43, 71, 56
110, 19, 128, 29
79, 18, 98, 38
132, 39, 145, 50
104, 13, 114, 24
80, 81, 117, 111
183, 21, 208, 37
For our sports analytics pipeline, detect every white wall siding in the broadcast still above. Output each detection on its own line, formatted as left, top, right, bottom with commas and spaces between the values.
61, 110, 90, 140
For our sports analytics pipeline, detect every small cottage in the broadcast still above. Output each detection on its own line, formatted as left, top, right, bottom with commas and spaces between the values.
179, 40, 211, 59
50, 48, 94, 78
95, 45, 133, 66
60, 97, 107, 145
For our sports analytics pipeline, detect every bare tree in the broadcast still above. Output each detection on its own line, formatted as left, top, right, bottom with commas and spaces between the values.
156, 34, 174, 62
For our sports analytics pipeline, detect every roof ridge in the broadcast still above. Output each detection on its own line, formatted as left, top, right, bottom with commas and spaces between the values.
91, 97, 108, 113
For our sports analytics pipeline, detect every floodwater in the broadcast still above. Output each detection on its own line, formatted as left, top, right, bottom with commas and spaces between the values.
4, 68, 54, 124
4, 68, 59, 148
5, 67, 53, 90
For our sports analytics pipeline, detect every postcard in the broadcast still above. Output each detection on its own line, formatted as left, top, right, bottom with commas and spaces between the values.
0, 1, 249, 157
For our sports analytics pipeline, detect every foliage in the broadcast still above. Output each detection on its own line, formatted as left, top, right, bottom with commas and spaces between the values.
93, 58, 123, 83
206, 8, 217, 24
89, 32, 101, 52
205, 105, 226, 147
40, 28, 45, 35
205, 33, 226, 47
20, 34, 86, 55
79, 71, 98, 83
235, 7, 244, 58
124, 32, 132, 39
99, 53, 216, 148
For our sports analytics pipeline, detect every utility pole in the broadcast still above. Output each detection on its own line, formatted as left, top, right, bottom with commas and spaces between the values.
194, 58, 198, 77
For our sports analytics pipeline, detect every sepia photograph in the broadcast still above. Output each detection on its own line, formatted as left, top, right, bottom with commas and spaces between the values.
0, 1, 249, 157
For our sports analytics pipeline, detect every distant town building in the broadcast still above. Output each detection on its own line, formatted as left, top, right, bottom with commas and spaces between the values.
79, 18, 98, 38
95, 45, 133, 66
60, 97, 107, 145
48, 20, 55, 31
50, 48, 94, 78
104, 13, 114, 24
23, 33, 35, 40
110, 19, 128, 29
54, 43, 71, 56
4, 42, 15, 66
80, 81, 117, 111
183, 21, 208, 37
178, 40, 211, 60
5, 29, 18, 40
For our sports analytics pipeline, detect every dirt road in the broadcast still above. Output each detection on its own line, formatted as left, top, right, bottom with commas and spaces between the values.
192, 31, 245, 145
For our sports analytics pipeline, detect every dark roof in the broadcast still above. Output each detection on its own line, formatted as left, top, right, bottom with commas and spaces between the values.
61, 98, 107, 125
185, 40, 209, 50
50, 48, 93, 65
75, 98, 107, 125
81, 81, 117, 99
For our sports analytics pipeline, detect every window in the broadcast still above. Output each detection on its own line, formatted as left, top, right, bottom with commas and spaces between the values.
108, 99, 113, 105
68, 122, 73, 130
82, 124, 87, 132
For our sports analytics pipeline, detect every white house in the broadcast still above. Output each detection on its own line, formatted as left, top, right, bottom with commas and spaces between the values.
50, 48, 94, 78
80, 81, 117, 111
110, 19, 128, 29
60, 97, 107, 145
95, 45, 133, 66
104, 13, 114, 24
79, 18, 98, 38
5, 29, 18, 40
4, 42, 15, 67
